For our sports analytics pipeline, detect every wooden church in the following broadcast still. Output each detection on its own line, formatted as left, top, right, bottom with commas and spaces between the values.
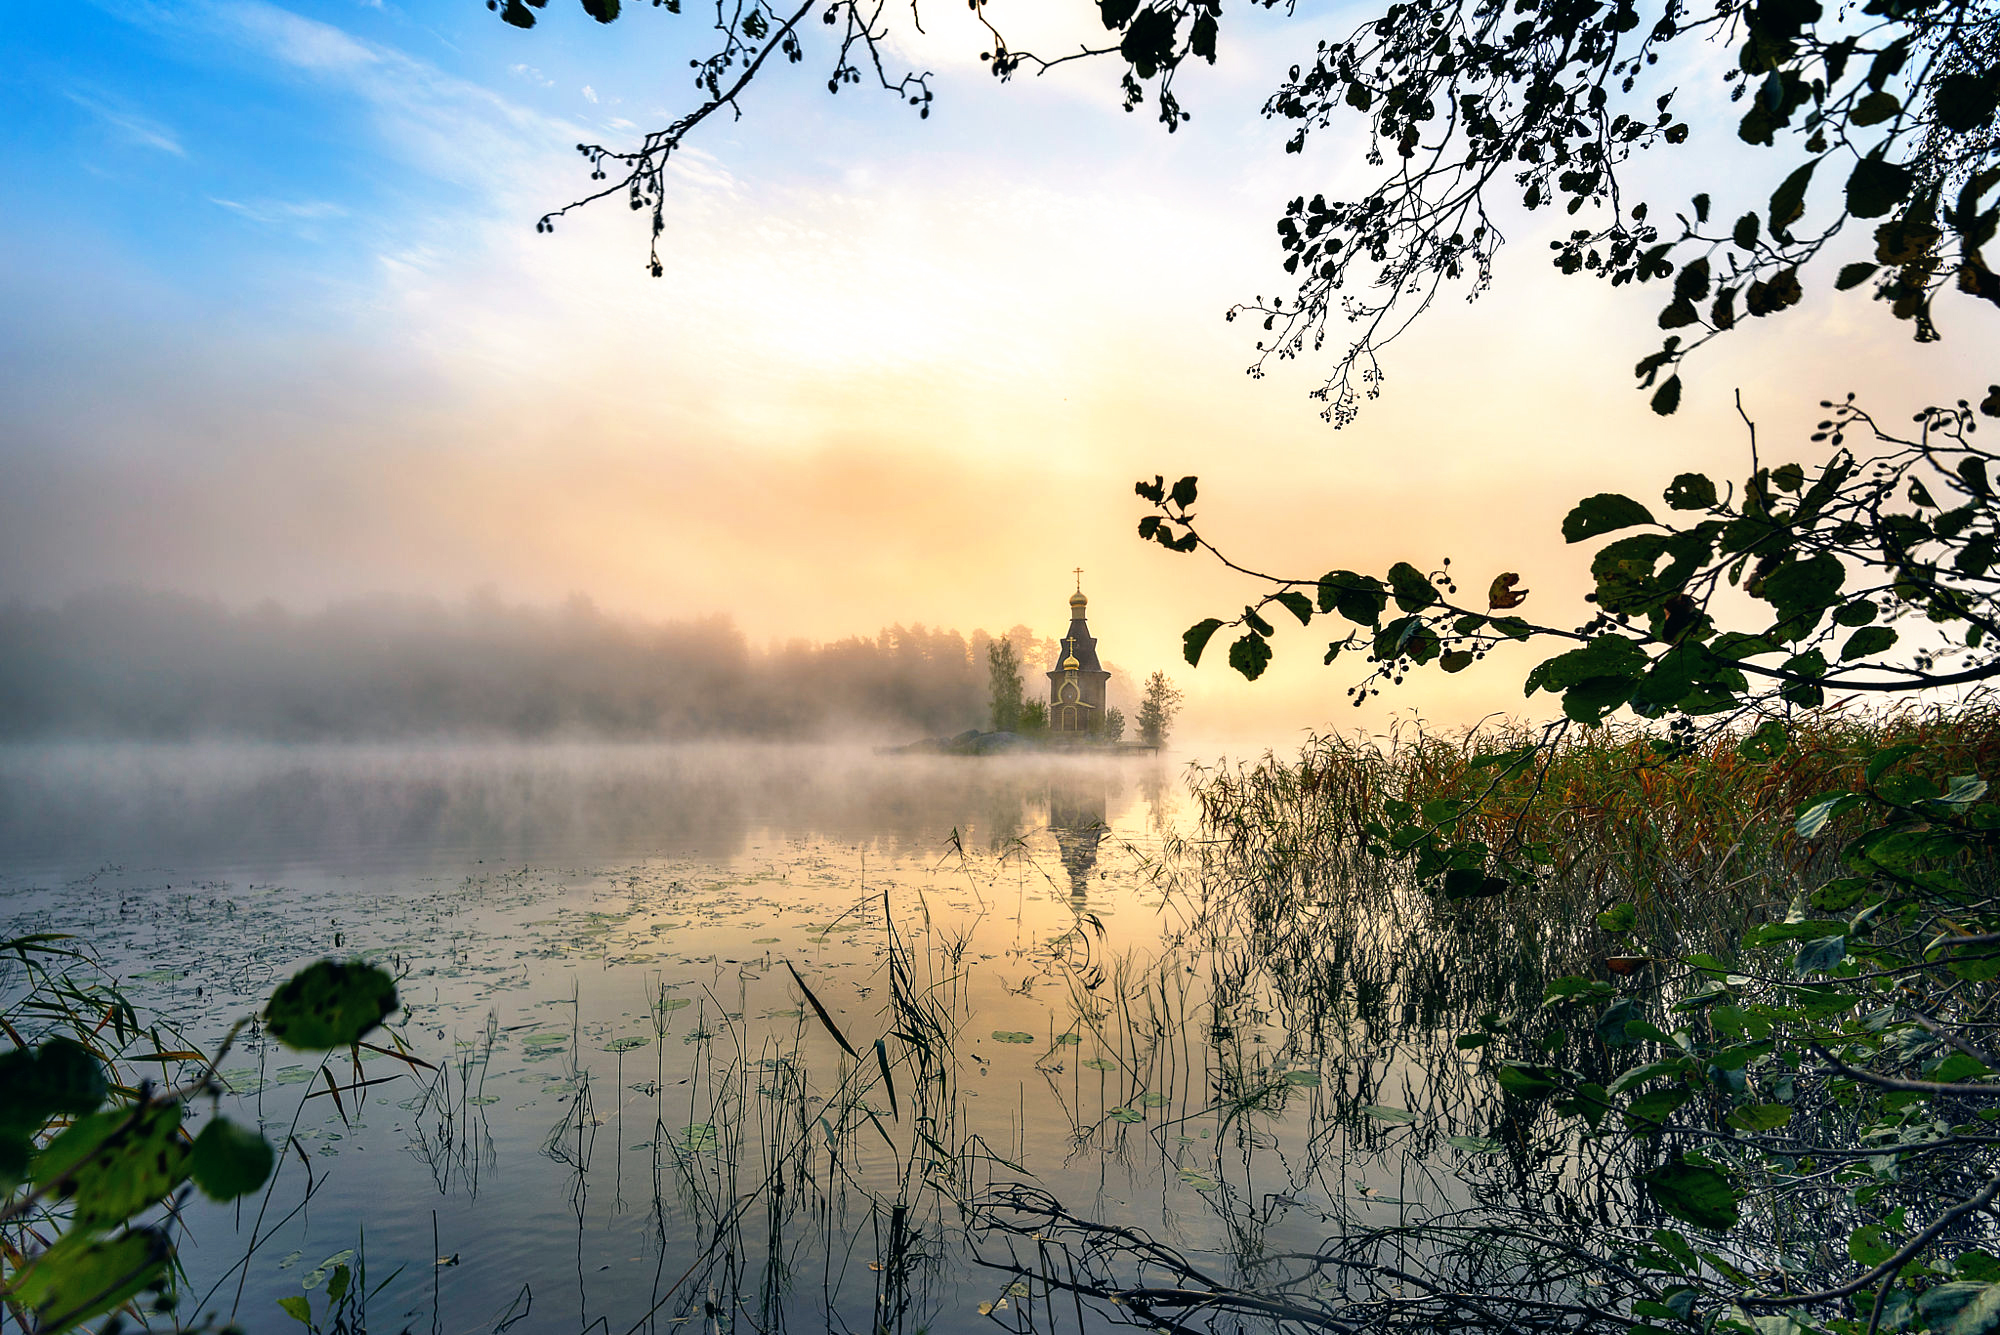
1046, 577, 1111, 734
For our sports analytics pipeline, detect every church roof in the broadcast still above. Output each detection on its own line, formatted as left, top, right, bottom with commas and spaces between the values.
1050, 587, 1106, 675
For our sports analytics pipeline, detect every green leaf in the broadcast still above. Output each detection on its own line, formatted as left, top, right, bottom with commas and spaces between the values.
1442, 867, 1509, 898
1836, 262, 1879, 290
1386, 561, 1437, 611
1936, 72, 2000, 133
1597, 903, 1638, 933
1663, 473, 1717, 510
264, 960, 399, 1051
1182, 618, 1225, 666
1796, 792, 1862, 837
1624, 1086, 1691, 1129
11, 1227, 171, 1334
1446, 1134, 1504, 1154
1737, 719, 1790, 762
1759, 554, 1845, 618
1318, 571, 1388, 625
0, 1037, 107, 1136
1496, 1064, 1563, 1099
1919, 1282, 2000, 1335
1768, 157, 1819, 235
1726, 1103, 1794, 1131
1639, 1159, 1739, 1231
1795, 935, 1846, 974
1650, 374, 1682, 416
1169, 475, 1199, 509
1563, 493, 1656, 543
1846, 155, 1912, 219
1840, 626, 1898, 660
1228, 632, 1272, 681
191, 1117, 275, 1202
1360, 1104, 1418, 1124
1850, 89, 1900, 125
1272, 591, 1314, 626
36, 1104, 189, 1229
279, 1294, 314, 1325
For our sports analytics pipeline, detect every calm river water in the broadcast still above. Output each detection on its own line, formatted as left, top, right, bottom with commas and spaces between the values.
0, 742, 1532, 1335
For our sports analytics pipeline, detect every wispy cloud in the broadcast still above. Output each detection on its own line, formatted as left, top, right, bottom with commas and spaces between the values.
65, 90, 187, 156
210, 196, 350, 224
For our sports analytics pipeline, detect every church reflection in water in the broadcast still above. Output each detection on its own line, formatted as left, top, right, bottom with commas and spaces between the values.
1047, 770, 1109, 898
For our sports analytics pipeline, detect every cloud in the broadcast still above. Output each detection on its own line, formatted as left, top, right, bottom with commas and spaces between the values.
210, 197, 350, 224
64, 90, 186, 156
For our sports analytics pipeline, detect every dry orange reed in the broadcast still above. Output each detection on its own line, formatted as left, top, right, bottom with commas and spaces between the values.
1192, 698, 2000, 928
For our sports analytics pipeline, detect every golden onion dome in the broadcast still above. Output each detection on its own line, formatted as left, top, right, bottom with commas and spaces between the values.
1062, 654, 1081, 671
1069, 591, 1087, 608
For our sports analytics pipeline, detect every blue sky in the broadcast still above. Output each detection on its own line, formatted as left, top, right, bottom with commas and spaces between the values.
2, 0, 1989, 738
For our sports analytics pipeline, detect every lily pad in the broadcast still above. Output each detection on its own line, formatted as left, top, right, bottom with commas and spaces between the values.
1283, 1070, 1322, 1087
1082, 1057, 1117, 1071
991, 1031, 1037, 1044
1107, 1107, 1145, 1123
1136, 1092, 1170, 1108
679, 1123, 718, 1152
1447, 1135, 1505, 1154
603, 1037, 650, 1052
1360, 1105, 1418, 1125
658, 998, 693, 1012
1053, 1033, 1082, 1046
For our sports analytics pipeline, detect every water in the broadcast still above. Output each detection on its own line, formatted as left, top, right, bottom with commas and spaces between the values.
0, 742, 1556, 1335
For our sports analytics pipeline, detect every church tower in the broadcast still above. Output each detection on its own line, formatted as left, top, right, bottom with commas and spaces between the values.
1047, 575, 1111, 735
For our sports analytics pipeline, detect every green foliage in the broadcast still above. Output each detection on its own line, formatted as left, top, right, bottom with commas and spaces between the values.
190, 1116, 275, 1201
1017, 699, 1049, 734
1144, 395, 2000, 733
987, 638, 1024, 733
1136, 670, 1182, 747
1103, 705, 1126, 743
510, 0, 2000, 425
263, 959, 399, 1051
3, 947, 418, 1333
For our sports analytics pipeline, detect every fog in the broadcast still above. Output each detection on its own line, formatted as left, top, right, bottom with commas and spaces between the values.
0, 739, 1177, 879
0, 589, 1136, 742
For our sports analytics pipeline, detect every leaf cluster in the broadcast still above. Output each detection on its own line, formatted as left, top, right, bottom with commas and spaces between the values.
1, 952, 407, 1334
1468, 748, 2000, 1334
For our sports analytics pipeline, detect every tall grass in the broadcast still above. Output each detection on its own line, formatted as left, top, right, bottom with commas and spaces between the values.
1188, 699, 2000, 955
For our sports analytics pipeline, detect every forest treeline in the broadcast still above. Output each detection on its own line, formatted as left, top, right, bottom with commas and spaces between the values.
0, 590, 1112, 741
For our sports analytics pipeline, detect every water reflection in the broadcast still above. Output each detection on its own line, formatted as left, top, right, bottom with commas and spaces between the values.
0, 742, 1644, 1335
0, 741, 1174, 879
1048, 769, 1108, 898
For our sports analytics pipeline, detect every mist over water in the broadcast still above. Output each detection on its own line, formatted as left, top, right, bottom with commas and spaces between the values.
0, 589, 1133, 744
0, 741, 1180, 880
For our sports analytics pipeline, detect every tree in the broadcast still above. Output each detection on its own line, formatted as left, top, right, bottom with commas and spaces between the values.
1103, 705, 1126, 742
987, 637, 1024, 733
502, 0, 1996, 423
1135, 670, 1182, 747
1018, 698, 1050, 733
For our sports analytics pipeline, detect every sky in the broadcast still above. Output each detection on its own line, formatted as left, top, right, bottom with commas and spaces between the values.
1, 0, 1991, 747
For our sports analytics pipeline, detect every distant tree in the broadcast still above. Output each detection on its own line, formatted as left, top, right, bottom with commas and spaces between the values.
1135, 672, 1182, 748
1018, 699, 1050, 734
1102, 706, 1126, 743
987, 639, 1024, 733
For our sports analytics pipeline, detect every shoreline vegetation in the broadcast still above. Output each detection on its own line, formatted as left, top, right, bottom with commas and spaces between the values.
882, 728, 1163, 756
